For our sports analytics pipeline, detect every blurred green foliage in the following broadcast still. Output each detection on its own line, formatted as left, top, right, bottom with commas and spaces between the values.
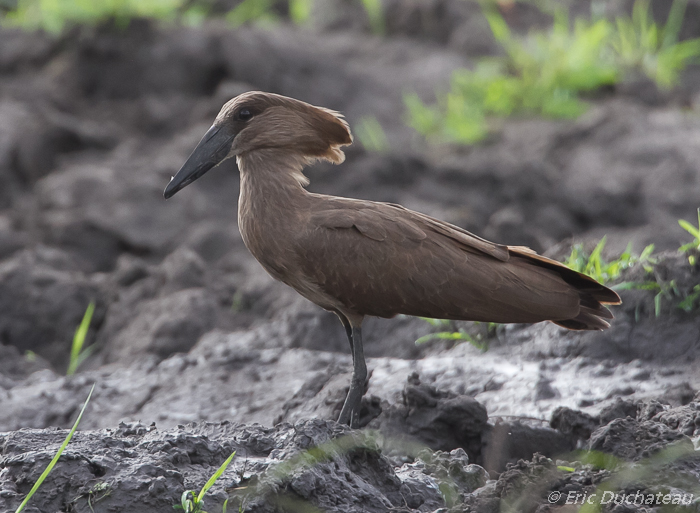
226, 0, 370, 29
288, 0, 311, 25
0, 0, 388, 35
226, 0, 279, 27
2, 0, 186, 32
360, 0, 384, 36
611, 0, 700, 88
355, 116, 390, 153
1, 0, 316, 32
407, 0, 700, 145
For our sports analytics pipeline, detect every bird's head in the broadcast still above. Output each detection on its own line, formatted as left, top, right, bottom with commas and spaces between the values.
164, 91, 353, 198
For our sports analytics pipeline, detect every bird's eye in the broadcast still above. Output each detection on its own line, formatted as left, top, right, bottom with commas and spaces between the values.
238, 108, 253, 121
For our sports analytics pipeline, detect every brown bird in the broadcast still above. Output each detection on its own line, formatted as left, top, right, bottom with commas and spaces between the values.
164, 91, 621, 428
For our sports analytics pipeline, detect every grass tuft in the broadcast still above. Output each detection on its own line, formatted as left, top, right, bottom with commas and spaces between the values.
611, 0, 700, 88
565, 237, 655, 285
176, 450, 237, 513
566, 215, 700, 318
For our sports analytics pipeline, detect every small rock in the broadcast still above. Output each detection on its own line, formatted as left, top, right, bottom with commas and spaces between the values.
550, 407, 598, 441
599, 398, 639, 425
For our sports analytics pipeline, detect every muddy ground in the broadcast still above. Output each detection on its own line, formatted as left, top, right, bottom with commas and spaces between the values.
1, 1, 700, 511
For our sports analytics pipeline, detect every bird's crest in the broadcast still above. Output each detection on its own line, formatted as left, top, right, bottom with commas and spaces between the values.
219, 91, 353, 169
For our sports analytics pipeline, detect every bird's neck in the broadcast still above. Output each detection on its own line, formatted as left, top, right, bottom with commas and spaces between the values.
237, 149, 310, 206
236, 149, 311, 240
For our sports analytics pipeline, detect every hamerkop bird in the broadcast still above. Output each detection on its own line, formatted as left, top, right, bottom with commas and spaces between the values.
164, 91, 621, 427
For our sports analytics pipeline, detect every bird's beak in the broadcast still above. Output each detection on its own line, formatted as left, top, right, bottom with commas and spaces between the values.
164, 125, 235, 199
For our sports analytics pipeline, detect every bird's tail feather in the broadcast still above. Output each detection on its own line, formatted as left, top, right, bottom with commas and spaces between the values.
552, 305, 612, 330
509, 246, 621, 331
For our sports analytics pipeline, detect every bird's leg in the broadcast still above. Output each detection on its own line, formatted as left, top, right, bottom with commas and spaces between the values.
338, 325, 367, 428
340, 316, 353, 354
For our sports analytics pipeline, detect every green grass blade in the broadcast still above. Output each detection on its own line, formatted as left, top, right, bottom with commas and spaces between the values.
654, 291, 663, 317
15, 384, 95, 513
483, 8, 512, 45
67, 301, 95, 375
419, 317, 450, 328
416, 332, 472, 344
179, 490, 189, 509
72, 344, 99, 374
415, 334, 438, 345
678, 219, 700, 238
639, 243, 655, 261
613, 280, 659, 291
196, 451, 236, 503
662, 0, 687, 48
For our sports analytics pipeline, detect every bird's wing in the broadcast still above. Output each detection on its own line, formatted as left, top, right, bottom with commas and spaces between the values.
297, 199, 620, 326
312, 200, 619, 306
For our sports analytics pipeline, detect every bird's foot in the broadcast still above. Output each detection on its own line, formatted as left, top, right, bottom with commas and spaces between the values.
338, 380, 364, 428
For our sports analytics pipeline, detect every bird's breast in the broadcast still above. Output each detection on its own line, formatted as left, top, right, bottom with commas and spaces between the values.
238, 207, 342, 311
239, 215, 287, 276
